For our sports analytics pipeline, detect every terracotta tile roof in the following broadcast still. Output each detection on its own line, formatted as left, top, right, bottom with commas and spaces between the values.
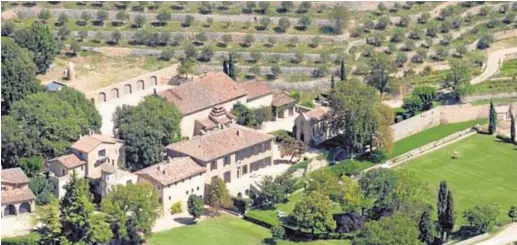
271, 90, 295, 107
159, 72, 248, 115
166, 125, 274, 162
241, 82, 272, 101
71, 134, 122, 153
1, 168, 29, 184
135, 157, 206, 186
1, 187, 35, 205
304, 107, 330, 121
50, 154, 86, 169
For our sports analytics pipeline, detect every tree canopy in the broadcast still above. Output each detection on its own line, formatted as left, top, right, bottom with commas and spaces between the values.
115, 96, 182, 171
1, 37, 40, 115
352, 215, 424, 245
101, 183, 161, 242
292, 191, 336, 235
13, 22, 57, 74
2, 89, 100, 168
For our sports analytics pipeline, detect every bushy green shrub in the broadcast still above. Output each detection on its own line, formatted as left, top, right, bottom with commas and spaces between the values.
330, 160, 366, 177
170, 202, 182, 214
1, 233, 40, 245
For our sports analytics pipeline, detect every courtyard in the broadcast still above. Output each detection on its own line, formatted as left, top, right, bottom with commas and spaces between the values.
399, 134, 517, 224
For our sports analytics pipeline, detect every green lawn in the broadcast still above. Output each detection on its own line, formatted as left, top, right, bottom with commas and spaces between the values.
499, 59, 517, 78
148, 214, 349, 245
389, 119, 488, 158
472, 79, 517, 95
398, 134, 517, 225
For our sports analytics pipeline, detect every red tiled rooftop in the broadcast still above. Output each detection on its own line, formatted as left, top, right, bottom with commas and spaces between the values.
159, 72, 247, 115
50, 154, 86, 169
304, 107, 330, 121
271, 90, 295, 107
166, 125, 274, 162
1, 187, 35, 205
241, 82, 272, 101
135, 157, 206, 186
71, 134, 122, 153
1, 168, 29, 184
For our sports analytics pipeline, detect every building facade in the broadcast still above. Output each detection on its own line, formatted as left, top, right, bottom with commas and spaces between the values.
48, 154, 86, 199
294, 107, 332, 145
1, 168, 36, 217
166, 125, 274, 197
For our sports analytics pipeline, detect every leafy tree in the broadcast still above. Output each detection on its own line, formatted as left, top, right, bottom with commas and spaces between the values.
242, 33, 255, 47
297, 1, 312, 13
80, 10, 92, 25
187, 194, 204, 220
395, 53, 408, 67
96, 9, 108, 24
271, 224, 285, 240
278, 1, 293, 12
330, 6, 349, 34
29, 175, 55, 205
305, 168, 340, 198
292, 191, 336, 236
228, 54, 236, 80
359, 168, 399, 213
418, 210, 434, 245
195, 31, 208, 44
249, 64, 261, 77
115, 96, 181, 171
463, 203, 499, 234
367, 53, 395, 99
352, 215, 423, 245
298, 15, 311, 30
199, 1, 213, 14
412, 86, 437, 110
110, 30, 122, 45
184, 43, 197, 60
338, 176, 365, 213
134, 14, 146, 28
278, 136, 306, 162
56, 25, 70, 40
101, 183, 160, 242
199, 45, 214, 61
13, 22, 57, 74
403, 95, 423, 114
489, 101, 497, 134
183, 15, 195, 27
443, 60, 472, 100
116, 10, 129, 23
160, 48, 174, 61
36, 197, 63, 244
477, 35, 494, 50
258, 1, 270, 14
38, 9, 51, 22
243, 1, 256, 13
1, 20, 16, 36
60, 172, 113, 244
19, 156, 44, 178
70, 40, 81, 56
508, 206, 517, 222
1, 37, 40, 115
277, 17, 290, 32
78, 30, 88, 42
2, 90, 99, 168
56, 12, 69, 26
329, 80, 388, 157
437, 182, 455, 241
310, 35, 321, 48
271, 65, 282, 78
207, 177, 232, 214
156, 9, 171, 25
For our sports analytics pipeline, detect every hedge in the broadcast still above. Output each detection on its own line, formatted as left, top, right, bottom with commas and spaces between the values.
1, 233, 40, 245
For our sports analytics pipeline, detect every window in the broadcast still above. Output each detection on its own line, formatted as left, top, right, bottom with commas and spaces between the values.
169, 196, 171, 200
197, 186, 199, 191
126, 180, 132, 185
62, 169, 65, 175
191, 188, 194, 193
186, 191, 189, 195
98, 149, 106, 157
159, 198, 162, 204
223, 171, 231, 183
210, 161, 217, 171
223, 155, 230, 166
242, 165, 248, 175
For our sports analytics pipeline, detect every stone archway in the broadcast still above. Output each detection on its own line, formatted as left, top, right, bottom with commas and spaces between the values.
4, 205, 16, 216
136, 80, 145, 91
19, 202, 31, 214
98, 92, 107, 103
111, 88, 119, 99
150, 76, 158, 86
124, 84, 132, 95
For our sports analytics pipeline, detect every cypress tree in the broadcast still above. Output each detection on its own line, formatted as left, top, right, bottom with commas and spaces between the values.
330, 74, 335, 92
437, 181, 448, 241
488, 101, 497, 134
510, 104, 515, 144
228, 54, 236, 80
223, 59, 228, 75
443, 190, 455, 241
418, 210, 434, 245
340, 60, 346, 81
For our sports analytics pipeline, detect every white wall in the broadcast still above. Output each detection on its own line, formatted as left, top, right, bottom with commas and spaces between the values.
246, 95, 273, 109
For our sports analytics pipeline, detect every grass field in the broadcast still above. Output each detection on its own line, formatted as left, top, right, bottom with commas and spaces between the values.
148, 214, 349, 245
499, 59, 517, 78
472, 79, 517, 95
389, 119, 488, 158
398, 134, 517, 225
470, 97, 517, 106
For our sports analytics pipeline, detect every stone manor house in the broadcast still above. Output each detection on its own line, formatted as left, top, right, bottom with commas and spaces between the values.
1, 72, 290, 217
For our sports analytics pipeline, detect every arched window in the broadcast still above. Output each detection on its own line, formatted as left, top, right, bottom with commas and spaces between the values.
19, 202, 31, 214
4, 205, 17, 216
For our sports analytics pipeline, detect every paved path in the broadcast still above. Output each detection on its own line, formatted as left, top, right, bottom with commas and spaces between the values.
470, 47, 517, 85
454, 223, 517, 245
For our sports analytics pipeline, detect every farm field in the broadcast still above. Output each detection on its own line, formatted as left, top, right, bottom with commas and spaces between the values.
398, 134, 517, 225
148, 214, 349, 245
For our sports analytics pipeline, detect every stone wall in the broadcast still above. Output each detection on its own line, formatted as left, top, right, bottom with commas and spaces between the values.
390, 103, 516, 141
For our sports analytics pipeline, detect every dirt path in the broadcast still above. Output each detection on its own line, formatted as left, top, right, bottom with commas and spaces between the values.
455, 223, 517, 245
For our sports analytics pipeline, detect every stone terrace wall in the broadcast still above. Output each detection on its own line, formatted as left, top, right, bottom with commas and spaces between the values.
390, 108, 441, 142
390, 103, 517, 141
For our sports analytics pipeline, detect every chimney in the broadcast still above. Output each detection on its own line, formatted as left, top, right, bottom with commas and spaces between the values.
236, 129, 240, 136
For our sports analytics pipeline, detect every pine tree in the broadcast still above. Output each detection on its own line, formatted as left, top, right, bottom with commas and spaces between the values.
488, 101, 497, 134
443, 190, 455, 241
418, 210, 434, 245
223, 59, 229, 75
330, 74, 335, 92
340, 60, 346, 81
509, 104, 515, 144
